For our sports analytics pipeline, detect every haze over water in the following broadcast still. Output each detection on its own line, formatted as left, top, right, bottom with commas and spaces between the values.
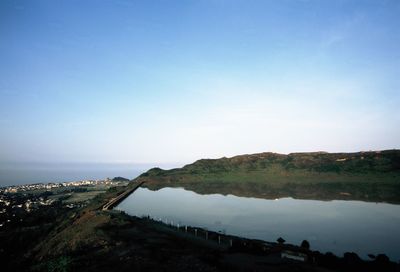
1, 1, 399, 165
0, 162, 151, 186
0, 1, 399, 271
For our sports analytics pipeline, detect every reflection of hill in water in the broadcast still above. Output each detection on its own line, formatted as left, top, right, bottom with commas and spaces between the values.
136, 150, 400, 203
118, 187, 400, 261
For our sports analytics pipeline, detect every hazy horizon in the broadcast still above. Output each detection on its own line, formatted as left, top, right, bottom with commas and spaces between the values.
1, 1, 399, 174
0, 161, 185, 186
1, 2, 400, 271
2, 147, 398, 186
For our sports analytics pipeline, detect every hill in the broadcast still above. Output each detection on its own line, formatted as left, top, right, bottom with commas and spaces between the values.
24, 182, 400, 272
136, 150, 400, 203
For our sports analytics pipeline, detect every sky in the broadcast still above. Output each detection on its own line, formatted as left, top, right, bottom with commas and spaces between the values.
1, 0, 400, 167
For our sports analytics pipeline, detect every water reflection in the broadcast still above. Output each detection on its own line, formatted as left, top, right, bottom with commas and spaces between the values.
117, 187, 400, 261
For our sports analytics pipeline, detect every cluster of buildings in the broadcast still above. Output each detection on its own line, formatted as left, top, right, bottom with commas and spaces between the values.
0, 193, 55, 214
0, 178, 130, 229
0, 178, 126, 194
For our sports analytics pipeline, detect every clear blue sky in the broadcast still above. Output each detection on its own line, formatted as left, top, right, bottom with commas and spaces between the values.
1, 0, 399, 165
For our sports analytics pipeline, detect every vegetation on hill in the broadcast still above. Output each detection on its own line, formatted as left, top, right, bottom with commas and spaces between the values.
2, 150, 400, 271
112, 177, 130, 182
22, 184, 400, 272
136, 150, 400, 203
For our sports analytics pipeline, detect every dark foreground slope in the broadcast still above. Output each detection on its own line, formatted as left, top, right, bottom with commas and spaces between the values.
2, 150, 400, 271
137, 150, 400, 203
8, 183, 398, 272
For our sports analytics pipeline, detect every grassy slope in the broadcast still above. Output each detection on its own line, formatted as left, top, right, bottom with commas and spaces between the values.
26, 177, 400, 271
26, 185, 222, 272
136, 150, 400, 203
30, 185, 321, 272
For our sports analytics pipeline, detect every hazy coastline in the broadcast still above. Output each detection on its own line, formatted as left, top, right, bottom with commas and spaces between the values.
0, 162, 149, 186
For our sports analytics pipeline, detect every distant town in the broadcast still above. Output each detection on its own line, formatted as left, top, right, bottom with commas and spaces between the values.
0, 177, 129, 229
0, 178, 128, 194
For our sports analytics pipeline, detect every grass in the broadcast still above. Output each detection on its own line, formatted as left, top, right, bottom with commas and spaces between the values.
137, 150, 400, 203
63, 191, 106, 204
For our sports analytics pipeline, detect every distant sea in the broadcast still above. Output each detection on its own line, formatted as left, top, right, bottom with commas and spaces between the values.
0, 162, 179, 187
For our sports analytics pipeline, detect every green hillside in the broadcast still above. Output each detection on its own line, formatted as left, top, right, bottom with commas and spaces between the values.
136, 150, 400, 203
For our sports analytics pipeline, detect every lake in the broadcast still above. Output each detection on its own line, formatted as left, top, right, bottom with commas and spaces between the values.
117, 187, 400, 261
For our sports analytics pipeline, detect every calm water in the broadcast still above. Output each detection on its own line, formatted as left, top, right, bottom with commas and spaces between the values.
118, 187, 400, 261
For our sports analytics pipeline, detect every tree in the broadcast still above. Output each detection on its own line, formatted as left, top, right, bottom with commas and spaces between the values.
277, 237, 285, 244
301, 240, 310, 250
